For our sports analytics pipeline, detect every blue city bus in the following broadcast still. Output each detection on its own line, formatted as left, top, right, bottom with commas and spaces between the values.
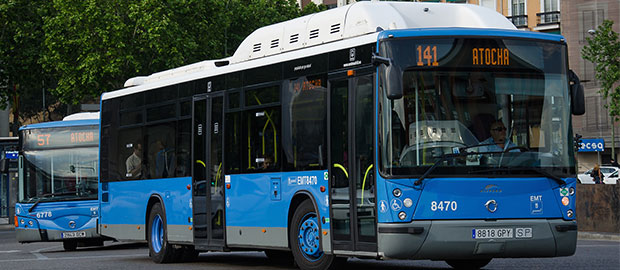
98, 2, 584, 269
15, 112, 104, 251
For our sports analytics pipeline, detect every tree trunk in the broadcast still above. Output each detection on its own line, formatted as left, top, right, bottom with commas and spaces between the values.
10, 84, 20, 137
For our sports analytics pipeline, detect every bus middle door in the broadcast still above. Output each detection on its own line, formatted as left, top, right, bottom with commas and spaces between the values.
192, 94, 225, 249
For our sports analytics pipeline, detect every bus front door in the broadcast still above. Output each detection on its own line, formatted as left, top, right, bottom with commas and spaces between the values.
192, 94, 225, 249
329, 73, 377, 253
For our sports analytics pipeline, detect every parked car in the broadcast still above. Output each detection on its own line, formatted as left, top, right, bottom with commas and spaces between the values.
578, 166, 619, 184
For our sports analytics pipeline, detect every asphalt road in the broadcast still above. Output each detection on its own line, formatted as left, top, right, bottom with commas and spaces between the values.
0, 229, 618, 270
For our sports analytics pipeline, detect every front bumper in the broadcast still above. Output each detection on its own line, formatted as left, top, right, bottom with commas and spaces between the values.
16, 227, 100, 243
378, 219, 577, 260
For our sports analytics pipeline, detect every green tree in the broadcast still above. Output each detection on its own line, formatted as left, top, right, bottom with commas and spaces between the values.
300, 2, 327, 16
43, 0, 308, 105
582, 19, 620, 157
43, 0, 230, 105
0, 0, 59, 135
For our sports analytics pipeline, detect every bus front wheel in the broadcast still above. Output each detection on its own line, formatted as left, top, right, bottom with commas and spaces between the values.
148, 203, 177, 263
289, 200, 340, 270
63, 240, 77, 251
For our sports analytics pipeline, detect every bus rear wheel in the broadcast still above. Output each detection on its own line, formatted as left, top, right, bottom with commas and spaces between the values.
445, 258, 492, 269
290, 200, 339, 270
148, 203, 177, 263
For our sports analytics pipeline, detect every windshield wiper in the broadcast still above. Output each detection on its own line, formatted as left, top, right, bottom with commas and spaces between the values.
413, 151, 483, 186
413, 146, 529, 186
28, 192, 77, 212
471, 167, 566, 186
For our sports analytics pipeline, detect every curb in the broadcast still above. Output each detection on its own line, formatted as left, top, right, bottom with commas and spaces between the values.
578, 231, 620, 241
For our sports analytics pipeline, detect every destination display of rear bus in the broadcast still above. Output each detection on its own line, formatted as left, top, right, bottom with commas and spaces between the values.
97, 2, 584, 269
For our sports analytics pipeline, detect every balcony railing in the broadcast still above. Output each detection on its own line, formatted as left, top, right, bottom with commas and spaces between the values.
507, 15, 528, 27
537, 11, 560, 25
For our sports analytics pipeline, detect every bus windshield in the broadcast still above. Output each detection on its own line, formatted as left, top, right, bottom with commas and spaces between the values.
20, 126, 99, 203
379, 37, 575, 177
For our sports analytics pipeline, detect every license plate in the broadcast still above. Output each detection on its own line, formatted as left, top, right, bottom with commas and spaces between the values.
472, 228, 513, 239
62, 231, 87, 239
515, 227, 533, 238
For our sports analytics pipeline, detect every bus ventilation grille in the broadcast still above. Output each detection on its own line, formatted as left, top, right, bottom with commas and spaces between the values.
309, 29, 319, 39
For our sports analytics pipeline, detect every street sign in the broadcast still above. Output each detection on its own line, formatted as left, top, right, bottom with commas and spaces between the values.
3, 151, 18, 159
578, 138, 604, 152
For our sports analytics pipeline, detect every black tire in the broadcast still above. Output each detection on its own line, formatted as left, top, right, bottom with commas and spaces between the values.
63, 240, 77, 251
148, 203, 178, 263
179, 245, 200, 262
446, 258, 492, 269
290, 200, 340, 270
264, 250, 295, 266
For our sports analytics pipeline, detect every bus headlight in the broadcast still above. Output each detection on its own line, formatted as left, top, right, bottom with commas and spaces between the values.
569, 187, 575, 196
398, 211, 407, 220
392, 188, 402, 197
567, 209, 574, 218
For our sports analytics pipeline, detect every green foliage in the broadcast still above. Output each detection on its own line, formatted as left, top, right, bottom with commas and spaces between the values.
0, 0, 59, 133
301, 2, 328, 16
582, 20, 620, 122
2, 0, 327, 123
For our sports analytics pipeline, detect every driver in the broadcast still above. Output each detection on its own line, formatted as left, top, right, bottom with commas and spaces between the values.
479, 121, 517, 153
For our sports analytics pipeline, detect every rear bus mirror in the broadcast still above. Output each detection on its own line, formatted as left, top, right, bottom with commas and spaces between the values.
569, 70, 585, 115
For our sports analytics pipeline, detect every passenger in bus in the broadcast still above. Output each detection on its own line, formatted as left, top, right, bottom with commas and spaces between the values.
155, 140, 175, 178
126, 143, 142, 179
262, 155, 274, 170
479, 121, 517, 153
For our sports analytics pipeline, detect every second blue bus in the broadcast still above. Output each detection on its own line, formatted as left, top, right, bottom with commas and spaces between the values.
15, 112, 104, 251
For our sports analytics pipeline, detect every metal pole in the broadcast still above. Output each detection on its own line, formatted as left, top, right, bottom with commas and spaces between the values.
612, 120, 616, 160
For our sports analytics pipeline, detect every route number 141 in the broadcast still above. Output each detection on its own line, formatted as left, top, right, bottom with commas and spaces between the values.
417, 45, 439, 67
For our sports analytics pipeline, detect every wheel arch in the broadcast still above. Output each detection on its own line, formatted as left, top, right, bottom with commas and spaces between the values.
145, 194, 166, 241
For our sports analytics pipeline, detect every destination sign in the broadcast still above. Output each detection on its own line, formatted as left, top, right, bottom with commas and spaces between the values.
22, 125, 99, 150
472, 48, 510, 66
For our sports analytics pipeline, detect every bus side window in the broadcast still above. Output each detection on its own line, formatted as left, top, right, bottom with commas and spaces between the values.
245, 107, 280, 172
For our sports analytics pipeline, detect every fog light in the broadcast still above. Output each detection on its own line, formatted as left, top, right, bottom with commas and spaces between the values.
20, 219, 24, 225
562, 197, 570, 206
398, 211, 407, 220
567, 209, 574, 218
569, 187, 575, 196
393, 188, 402, 197
28, 220, 33, 226
403, 198, 413, 208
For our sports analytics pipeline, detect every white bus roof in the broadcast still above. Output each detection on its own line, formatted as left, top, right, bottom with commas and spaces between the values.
62, 112, 100, 121
106, 1, 515, 100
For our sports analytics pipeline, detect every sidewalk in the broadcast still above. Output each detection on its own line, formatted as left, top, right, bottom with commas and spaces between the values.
578, 231, 620, 241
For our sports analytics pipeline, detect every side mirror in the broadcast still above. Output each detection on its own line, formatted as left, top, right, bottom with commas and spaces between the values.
373, 53, 403, 100
569, 70, 585, 115
0, 158, 7, 173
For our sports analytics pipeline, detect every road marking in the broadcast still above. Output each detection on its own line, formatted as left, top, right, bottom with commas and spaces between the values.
0, 250, 20, 253
30, 246, 57, 260
0, 254, 143, 263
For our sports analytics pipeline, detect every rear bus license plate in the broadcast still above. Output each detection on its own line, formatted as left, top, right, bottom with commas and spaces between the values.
62, 231, 87, 239
472, 228, 513, 239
